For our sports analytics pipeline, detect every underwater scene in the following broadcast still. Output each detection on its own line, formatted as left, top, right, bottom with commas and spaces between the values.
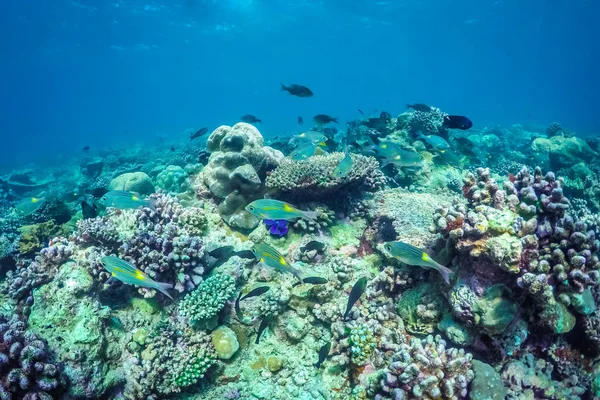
1, 0, 600, 399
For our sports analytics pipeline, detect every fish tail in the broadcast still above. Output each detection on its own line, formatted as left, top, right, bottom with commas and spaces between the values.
145, 198, 157, 211
332, 118, 338, 124
153, 281, 174, 300
436, 264, 453, 285
280, 83, 287, 92
303, 210, 321, 221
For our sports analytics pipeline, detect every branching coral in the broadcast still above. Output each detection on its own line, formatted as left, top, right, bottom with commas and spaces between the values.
265, 153, 385, 200
178, 274, 236, 324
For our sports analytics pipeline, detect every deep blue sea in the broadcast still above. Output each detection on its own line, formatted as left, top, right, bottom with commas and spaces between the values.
1, 0, 598, 171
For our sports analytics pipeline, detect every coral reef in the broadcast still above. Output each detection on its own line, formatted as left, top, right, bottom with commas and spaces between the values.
178, 273, 236, 327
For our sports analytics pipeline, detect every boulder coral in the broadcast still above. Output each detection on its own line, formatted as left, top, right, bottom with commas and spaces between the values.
200, 123, 284, 230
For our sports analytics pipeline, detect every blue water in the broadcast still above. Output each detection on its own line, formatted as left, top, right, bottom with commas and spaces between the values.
1, 0, 598, 171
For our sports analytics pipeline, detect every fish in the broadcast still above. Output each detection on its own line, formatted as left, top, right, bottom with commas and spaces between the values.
416, 133, 451, 152
313, 114, 338, 125
15, 197, 46, 216
241, 286, 270, 301
198, 150, 211, 165
208, 246, 256, 269
85, 187, 109, 197
241, 114, 261, 124
406, 103, 432, 112
100, 256, 173, 299
344, 277, 368, 319
235, 250, 256, 259
314, 342, 331, 368
443, 115, 473, 130
369, 142, 424, 168
298, 116, 304, 125
61, 186, 85, 203
245, 199, 321, 221
82, 146, 91, 152
333, 153, 353, 178
171, 145, 176, 152
81, 200, 98, 219
251, 242, 304, 280
99, 190, 156, 211
384, 241, 453, 284
256, 314, 275, 344
281, 83, 313, 97
300, 240, 326, 252
234, 292, 244, 320
190, 127, 209, 140
289, 131, 328, 146
291, 143, 319, 161
357, 109, 365, 116
293, 276, 329, 287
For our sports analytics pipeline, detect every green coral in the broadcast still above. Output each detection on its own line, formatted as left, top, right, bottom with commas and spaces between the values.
472, 284, 518, 335
348, 323, 376, 365
396, 283, 447, 335
179, 273, 236, 324
18, 220, 60, 254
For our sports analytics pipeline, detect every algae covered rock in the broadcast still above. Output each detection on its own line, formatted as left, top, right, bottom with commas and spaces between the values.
472, 284, 518, 335
109, 171, 155, 195
211, 326, 240, 360
469, 359, 507, 400
532, 136, 597, 170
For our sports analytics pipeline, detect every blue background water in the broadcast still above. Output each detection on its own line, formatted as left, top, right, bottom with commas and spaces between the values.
0, 0, 598, 171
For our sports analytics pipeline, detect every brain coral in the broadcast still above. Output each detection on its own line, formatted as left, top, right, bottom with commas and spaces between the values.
265, 152, 385, 199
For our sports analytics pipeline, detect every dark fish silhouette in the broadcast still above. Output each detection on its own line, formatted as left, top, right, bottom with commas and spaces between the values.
314, 342, 331, 368
314, 114, 338, 125
344, 277, 367, 319
293, 276, 329, 287
281, 83, 314, 97
85, 187, 109, 198
81, 200, 98, 219
241, 286, 270, 301
82, 146, 91, 152
190, 127, 208, 140
443, 115, 473, 130
380, 111, 391, 122
300, 240, 326, 252
208, 246, 256, 269
170, 145, 175, 152
198, 150, 210, 165
357, 109, 365, 116
406, 103, 432, 112
241, 114, 261, 124
256, 314, 275, 344
298, 116, 304, 125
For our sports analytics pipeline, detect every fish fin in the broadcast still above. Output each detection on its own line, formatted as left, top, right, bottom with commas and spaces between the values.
303, 210, 321, 221
332, 118, 338, 124
145, 199, 157, 211
154, 281, 174, 300
436, 265, 453, 285
280, 83, 287, 92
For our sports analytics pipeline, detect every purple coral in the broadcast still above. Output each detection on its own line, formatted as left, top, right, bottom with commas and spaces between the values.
264, 219, 288, 237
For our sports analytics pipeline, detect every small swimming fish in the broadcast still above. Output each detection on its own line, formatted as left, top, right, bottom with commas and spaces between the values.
256, 314, 275, 344
333, 153, 353, 178
293, 276, 329, 287
241, 286, 270, 301
241, 114, 261, 124
300, 240, 326, 252
190, 127, 208, 140
384, 241, 453, 284
291, 143, 319, 161
99, 191, 155, 211
82, 146, 91, 152
298, 116, 304, 125
406, 103, 432, 112
251, 242, 304, 280
313, 114, 338, 125
344, 277, 367, 319
314, 342, 331, 368
100, 256, 173, 299
357, 108, 365, 116
15, 197, 46, 216
245, 199, 320, 221
443, 115, 473, 130
369, 142, 424, 168
417, 133, 451, 152
81, 200, 98, 219
289, 131, 327, 147
281, 83, 313, 97
171, 145, 176, 152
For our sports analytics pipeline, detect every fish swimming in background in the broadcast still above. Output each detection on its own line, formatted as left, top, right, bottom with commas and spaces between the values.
15, 196, 46, 216
313, 114, 338, 125
241, 114, 261, 124
289, 131, 327, 146
298, 116, 304, 125
246, 199, 321, 221
344, 277, 367, 319
190, 127, 208, 140
333, 152, 353, 178
406, 103, 432, 112
100, 256, 173, 299
81, 199, 98, 219
293, 276, 329, 287
281, 83, 314, 97
384, 241, 453, 284
300, 240, 326, 252
314, 342, 331, 368
251, 242, 304, 280
369, 142, 424, 168
443, 115, 473, 130
235, 286, 270, 320
99, 190, 156, 211
256, 314, 275, 344
82, 146, 91, 152
291, 143, 320, 161
357, 108, 365, 116
171, 145, 176, 152
416, 133, 451, 153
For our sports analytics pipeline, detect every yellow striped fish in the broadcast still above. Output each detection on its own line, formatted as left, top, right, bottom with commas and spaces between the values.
100, 256, 173, 299
251, 243, 303, 280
